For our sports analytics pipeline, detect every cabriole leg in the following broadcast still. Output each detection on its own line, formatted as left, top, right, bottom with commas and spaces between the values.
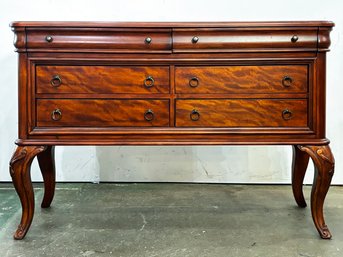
9, 145, 47, 240
298, 145, 335, 239
292, 145, 310, 207
37, 146, 56, 208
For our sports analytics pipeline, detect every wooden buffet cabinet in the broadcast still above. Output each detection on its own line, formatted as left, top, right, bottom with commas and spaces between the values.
10, 21, 334, 240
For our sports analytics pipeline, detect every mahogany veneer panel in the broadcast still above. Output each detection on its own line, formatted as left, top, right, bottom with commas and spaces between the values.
36, 99, 170, 127
175, 99, 308, 127
36, 66, 170, 94
175, 65, 308, 94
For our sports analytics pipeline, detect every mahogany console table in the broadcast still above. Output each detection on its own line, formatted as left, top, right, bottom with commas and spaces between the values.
10, 21, 334, 240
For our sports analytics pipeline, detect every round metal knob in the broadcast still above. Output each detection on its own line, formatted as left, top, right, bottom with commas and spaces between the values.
144, 109, 154, 121
144, 76, 155, 88
189, 77, 199, 88
190, 109, 200, 121
282, 109, 293, 120
51, 109, 62, 121
50, 75, 62, 87
282, 75, 293, 87
291, 35, 299, 43
145, 37, 152, 44
192, 36, 199, 44
45, 35, 53, 43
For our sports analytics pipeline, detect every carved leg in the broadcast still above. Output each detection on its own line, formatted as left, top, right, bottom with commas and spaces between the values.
37, 146, 56, 208
292, 145, 310, 207
9, 145, 47, 240
298, 145, 335, 239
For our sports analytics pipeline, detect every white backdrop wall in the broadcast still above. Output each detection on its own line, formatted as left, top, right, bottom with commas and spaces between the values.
0, 0, 342, 184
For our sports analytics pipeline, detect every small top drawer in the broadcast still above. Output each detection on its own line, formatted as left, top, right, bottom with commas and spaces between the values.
36, 66, 170, 94
173, 29, 317, 52
26, 29, 172, 52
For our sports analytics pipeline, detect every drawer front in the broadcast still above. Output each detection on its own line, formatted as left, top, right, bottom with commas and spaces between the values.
176, 99, 307, 127
36, 66, 170, 94
27, 30, 172, 51
37, 99, 169, 127
173, 30, 317, 51
175, 66, 308, 94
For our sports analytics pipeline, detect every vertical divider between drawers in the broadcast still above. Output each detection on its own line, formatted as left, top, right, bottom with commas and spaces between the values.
169, 65, 175, 127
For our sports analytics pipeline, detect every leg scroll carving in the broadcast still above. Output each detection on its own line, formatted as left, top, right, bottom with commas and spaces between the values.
298, 145, 335, 239
9, 145, 47, 240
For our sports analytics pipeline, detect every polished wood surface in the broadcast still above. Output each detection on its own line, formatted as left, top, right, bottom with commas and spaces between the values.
27, 30, 172, 52
173, 30, 317, 52
36, 66, 170, 94
10, 21, 334, 239
175, 65, 308, 94
176, 99, 308, 127
37, 99, 170, 127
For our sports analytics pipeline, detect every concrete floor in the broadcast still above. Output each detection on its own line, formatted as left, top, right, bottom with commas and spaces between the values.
0, 183, 342, 257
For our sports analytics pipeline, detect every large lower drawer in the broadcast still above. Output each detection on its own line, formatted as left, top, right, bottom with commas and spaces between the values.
36, 66, 170, 94
36, 99, 170, 127
175, 65, 308, 94
176, 99, 308, 127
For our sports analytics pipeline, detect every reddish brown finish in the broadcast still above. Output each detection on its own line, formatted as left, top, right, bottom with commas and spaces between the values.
173, 30, 317, 52
9, 21, 334, 239
36, 66, 170, 94
9, 145, 47, 239
10, 21, 335, 28
27, 30, 172, 53
37, 146, 55, 208
36, 99, 170, 127
298, 145, 335, 239
176, 99, 308, 127
292, 145, 310, 207
175, 66, 308, 94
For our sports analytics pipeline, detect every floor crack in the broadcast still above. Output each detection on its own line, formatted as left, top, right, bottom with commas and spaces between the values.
139, 213, 147, 231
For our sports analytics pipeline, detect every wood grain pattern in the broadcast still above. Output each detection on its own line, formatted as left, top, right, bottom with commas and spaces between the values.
37, 99, 170, 127
176, 99, 308, 127
175, 65, 307, 94
36, 66, 170, 94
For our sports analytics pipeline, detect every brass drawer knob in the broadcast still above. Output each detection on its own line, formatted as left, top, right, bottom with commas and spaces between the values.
291, 35, 299, 43
45, 35, 53, 43
144, 109, 154, 121
189, 77, 199, 88
192, 36, 199, 44
144, 76, 155, 88
282, 109, 293, 120
145, 37, 152, 44
282, 75, 293, 87
190, 109, 200, 121
50, 75, 62, 87
51, 109, 62, 121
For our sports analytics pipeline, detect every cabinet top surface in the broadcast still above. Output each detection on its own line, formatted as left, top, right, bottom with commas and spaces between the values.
10, 21, 334, 28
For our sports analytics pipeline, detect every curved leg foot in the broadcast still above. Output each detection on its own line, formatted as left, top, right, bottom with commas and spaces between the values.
292, 145, 310, 207
9, 145, 47, 240
299, 145, 334, 239
37, 146, 56, 208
